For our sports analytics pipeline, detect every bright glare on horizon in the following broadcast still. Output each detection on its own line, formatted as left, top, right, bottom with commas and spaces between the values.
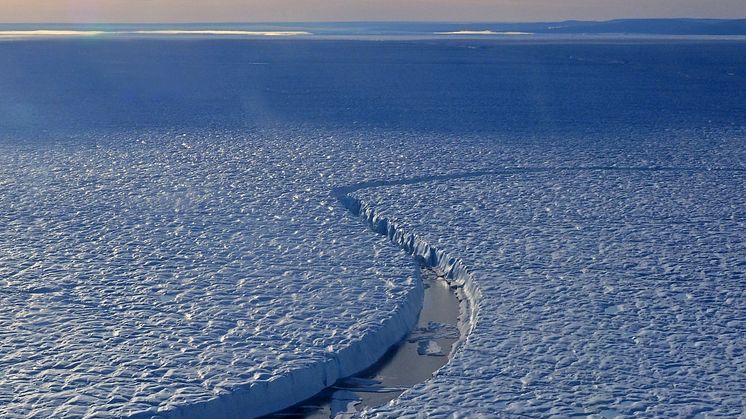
0, 0, 745, 23
0, 30, 313, 39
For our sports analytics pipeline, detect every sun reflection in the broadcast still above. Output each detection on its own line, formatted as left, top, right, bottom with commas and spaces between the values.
0, 29, 312, 39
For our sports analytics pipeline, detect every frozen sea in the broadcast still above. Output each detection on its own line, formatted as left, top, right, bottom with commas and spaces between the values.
1, 33, 745, 417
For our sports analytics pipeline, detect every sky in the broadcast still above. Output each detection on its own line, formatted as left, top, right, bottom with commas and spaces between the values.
1, 0, 746, 23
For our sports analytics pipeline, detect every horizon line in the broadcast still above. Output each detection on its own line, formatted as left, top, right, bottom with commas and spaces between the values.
2, 17, 746, 25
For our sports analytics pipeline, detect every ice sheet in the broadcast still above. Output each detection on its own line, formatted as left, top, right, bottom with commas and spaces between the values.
355, 167, 746, 417
1, 38, 745, 418
0, 133, 428, 418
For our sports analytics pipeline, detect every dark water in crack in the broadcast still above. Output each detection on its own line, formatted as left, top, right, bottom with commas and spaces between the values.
266, 269, 462, 418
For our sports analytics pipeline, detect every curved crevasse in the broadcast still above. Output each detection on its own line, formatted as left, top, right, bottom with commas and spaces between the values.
136, 166, 745, 418
159, 179, 488, 419
160, 178, 487, 419
347, 168, 746, 417
332, 186, 482, 364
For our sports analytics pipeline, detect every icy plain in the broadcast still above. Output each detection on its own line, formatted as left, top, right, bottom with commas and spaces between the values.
1, 37, 745, 417
0, 132, 431, 417
355, 163, 746, 417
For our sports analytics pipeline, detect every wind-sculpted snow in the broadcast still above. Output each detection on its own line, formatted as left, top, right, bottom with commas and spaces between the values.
356, 166, 746, 417
2, 38, 746, 418
2, 128, 745, 418
0, 125, 531, 418
0, 132, 439, 418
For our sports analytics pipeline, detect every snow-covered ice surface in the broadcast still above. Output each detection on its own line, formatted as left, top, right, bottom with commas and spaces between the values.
0, 132, 434, 417
1, 38, 746, 417
355, 163, 746, 417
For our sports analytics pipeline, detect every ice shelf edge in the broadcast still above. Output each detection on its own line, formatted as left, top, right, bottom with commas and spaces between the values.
127, 200, 424, 419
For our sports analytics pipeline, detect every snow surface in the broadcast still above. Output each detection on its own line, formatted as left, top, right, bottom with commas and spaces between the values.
0, 132, 430, 418
1, 38, 745, 418
3, 135, 745, 418
355, 165, 746, 417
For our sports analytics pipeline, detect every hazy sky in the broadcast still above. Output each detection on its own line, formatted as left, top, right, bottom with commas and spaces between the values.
1, 0, 746, 23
